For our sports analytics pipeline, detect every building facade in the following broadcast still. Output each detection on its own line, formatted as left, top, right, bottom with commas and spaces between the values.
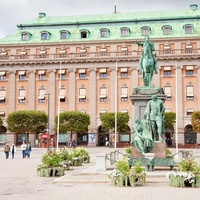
0, 4, 200, 147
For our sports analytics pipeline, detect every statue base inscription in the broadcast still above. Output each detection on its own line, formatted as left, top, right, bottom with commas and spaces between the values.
132, 142, 166, 158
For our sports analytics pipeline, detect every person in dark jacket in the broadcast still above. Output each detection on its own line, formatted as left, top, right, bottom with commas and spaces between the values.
26, 142, 32, 158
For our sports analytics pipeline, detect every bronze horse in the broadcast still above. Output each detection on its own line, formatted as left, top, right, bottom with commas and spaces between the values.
141, 43, 156, 87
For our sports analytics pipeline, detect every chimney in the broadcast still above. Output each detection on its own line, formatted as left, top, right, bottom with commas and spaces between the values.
190, 4, 198, 11
39, 12, 46, 18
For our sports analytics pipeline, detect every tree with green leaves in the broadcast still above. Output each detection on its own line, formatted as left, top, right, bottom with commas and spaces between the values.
164, 112, 176, 130
55, 111, 90, 140
6, 110, 47, 133
191, 111, 200, 132
100, 112, 129, 133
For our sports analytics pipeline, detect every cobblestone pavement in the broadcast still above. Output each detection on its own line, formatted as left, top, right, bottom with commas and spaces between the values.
0, 147, 200, 200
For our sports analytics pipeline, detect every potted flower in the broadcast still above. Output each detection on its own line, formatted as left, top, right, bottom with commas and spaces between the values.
108, 159, 146, 187
129, 162, 146, 187
167, 158, 200, 187
37, 149, 65, 177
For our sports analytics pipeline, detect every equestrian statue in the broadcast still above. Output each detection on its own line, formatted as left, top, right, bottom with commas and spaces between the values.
136, 36, 158, 87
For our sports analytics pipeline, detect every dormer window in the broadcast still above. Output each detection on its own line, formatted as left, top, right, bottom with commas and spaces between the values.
162, 25, 172, 35
80, 29, 90, 39
100, 28, 109, 38
183, 24, 193, 34
141, 26, 151, 36
41, 31, 51, 40
21, 32, 31, 41
60, 30, 70, 39
120, 27, 130, 37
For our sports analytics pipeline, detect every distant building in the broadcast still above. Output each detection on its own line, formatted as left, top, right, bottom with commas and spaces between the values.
0, 4, 199, 147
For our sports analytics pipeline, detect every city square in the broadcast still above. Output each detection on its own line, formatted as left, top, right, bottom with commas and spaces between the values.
0, 147, 200, 200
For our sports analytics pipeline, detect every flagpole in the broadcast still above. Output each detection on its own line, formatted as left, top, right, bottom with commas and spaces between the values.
56, 62, 61, 149
175, 60, 179, 155
114, 60, 117, 149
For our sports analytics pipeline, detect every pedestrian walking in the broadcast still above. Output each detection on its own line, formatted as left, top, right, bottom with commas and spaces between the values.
20, 142, 27, 158
10, 144, 16, 159
26, 142, 32, 158
4, 142, 10, 159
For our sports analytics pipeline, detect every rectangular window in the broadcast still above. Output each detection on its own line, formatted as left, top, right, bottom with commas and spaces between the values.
99, 69, 107, 78
18, 89, 26, 103
186, 85, 194, 100
18, 71, 26, 80
79, 88, 86, 102
0, 72, 6, 81
58, 70, 66, 79
38, 70, 46, 80
164, 86, 172, 101
120, 68, 128, 78
38, 89, 46, 103
121, 87, 128, 102
121, 109, 128, 114
79, 69, 86, 79
99, 87, 107, 102
100, 110, 107, 116
163, 67, 171, 77
120, 134, 130, 142
59, 88, 66, 103
186, 108, 194, 116
186, 66, 194, 76
0, 90, 6, 104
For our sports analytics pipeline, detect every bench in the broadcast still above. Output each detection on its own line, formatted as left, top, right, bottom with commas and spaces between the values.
128, 158, 151, 171
151, 158, 174, 171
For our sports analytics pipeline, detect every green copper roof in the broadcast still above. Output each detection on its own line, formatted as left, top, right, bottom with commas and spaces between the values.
1, 7, 200, 45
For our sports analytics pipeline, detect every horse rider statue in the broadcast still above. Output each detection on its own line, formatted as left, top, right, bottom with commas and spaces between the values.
136, 36, 158, 87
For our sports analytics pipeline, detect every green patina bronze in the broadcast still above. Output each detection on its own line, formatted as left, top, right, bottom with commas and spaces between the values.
131, 95, 165, 154
131, 118, 153, 155
136, 36, 158, 87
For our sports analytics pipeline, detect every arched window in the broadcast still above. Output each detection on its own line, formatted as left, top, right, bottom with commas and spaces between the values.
80, 29, 90, 38
141, 26, 151, 36
183, 24, 193, 34
60, 30, 70, 39
161, 25, 172, 35
120, 27, 130, 37
100, 28, 109, 38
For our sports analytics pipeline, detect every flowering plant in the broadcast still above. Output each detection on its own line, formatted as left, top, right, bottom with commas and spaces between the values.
109, 169, 123, 183
167, 171, 195, 184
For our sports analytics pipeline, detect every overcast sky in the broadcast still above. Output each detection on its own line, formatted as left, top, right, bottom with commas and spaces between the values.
0, 0, 199, 39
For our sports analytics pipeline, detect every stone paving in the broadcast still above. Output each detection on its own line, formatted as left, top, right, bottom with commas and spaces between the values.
0, 147, 200, 200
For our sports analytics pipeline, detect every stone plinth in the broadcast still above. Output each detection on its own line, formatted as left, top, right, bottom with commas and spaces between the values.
132, 142, 167, 158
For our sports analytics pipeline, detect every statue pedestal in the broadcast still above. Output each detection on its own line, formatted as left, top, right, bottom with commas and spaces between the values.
131, 142, 166, 158
130, 87, 166, 120
144, 153, 155, 171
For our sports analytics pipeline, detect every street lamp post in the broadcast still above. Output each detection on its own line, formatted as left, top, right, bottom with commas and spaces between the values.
44, 93, 50, 151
